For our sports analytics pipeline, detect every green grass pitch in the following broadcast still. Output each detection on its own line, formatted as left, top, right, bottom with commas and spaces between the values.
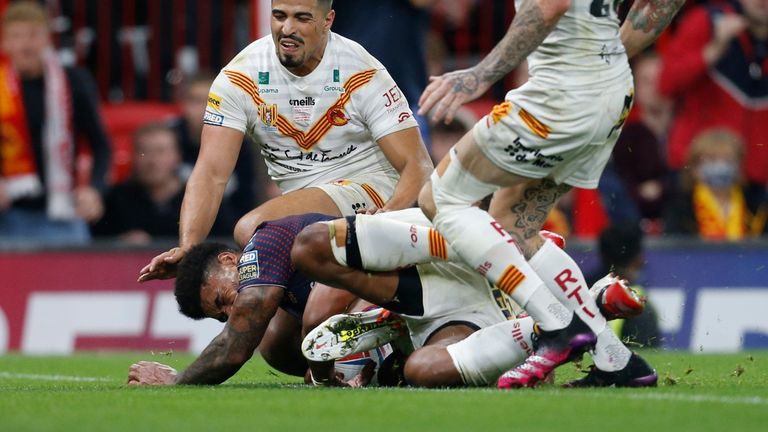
1, 350, 767, 431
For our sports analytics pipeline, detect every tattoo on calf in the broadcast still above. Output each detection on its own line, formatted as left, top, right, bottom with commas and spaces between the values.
508, 179, 571, 258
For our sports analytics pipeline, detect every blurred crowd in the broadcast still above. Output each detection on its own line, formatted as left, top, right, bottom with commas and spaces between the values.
1, 0, 767, 248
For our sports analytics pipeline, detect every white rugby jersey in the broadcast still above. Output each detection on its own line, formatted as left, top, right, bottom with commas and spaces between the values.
204, 32, 418, 193
523, 0, 632, 88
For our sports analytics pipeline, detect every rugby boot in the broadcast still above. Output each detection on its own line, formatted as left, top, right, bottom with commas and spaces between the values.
497, 314, 597, 389
589, 273, 646, 320
302, 308, 405, 362
562, 352, 658, 388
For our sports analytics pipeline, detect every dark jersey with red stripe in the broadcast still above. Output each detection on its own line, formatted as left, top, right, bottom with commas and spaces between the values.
237, 213, 336, 318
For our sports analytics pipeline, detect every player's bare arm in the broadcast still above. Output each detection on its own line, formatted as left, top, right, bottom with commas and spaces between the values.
418, 0, 570, 123
174, 286, 282, 385
376, 128, 434, 211
621, 0, 686, 58
138, 125, 244, 282
128, 286, 283, 385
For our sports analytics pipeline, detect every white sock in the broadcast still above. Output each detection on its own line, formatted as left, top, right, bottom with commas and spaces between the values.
430, 155, 570, 331
529, 240, 631, 370
446, 317, 536, 386
355, 214, 451, 270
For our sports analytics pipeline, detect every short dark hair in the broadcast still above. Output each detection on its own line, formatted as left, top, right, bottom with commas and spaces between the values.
318, 0, 333, 12
175, 242, 238, 320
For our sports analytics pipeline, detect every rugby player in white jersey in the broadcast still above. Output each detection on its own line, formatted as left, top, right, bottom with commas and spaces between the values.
138, 0, 432, 283
414, 0, 685, 388
293, 210, 653, 387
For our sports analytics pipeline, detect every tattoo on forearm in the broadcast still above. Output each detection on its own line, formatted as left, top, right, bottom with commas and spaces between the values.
453, 0, 558, 94
175, 324, 256, 385
507, 179, 570, 258
176, 290, 272, 384
627, 0, 685, 38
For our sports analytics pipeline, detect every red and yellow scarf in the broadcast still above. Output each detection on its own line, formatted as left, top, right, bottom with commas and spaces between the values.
0, 52, 76, 219
692, 183, 747, 240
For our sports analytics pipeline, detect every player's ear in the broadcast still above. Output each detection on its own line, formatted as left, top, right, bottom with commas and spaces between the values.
324, 9, 335, 30
218, 252, 238, 266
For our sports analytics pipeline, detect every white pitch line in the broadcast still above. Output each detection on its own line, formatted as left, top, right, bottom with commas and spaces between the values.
0, 371, 114, 382
540, 389, 768, 406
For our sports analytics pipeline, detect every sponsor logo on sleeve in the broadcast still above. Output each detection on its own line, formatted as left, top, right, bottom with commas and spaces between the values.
239, 251, 257, 264
203, 111, 224, 126
238, 250, 260, 281
398, 112, 411, 123
207, 93, 222, 110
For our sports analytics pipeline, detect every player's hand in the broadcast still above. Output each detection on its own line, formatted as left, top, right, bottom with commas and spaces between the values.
127, 361, 178, 385
138, 247, 185, 282
418, 67, 490, 124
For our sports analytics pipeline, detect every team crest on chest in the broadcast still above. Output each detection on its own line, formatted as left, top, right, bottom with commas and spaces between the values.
259, 103, 279, 128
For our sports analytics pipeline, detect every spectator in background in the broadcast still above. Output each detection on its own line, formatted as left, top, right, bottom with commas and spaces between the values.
600, 51, 672, 230
92, 123, 233, 245
587, 223, 660, 348
659, 0, 768, 213
332, 0, 437, 148
0, 1, 111, 245
169, 73, 258, 219
665, 129, 767, 239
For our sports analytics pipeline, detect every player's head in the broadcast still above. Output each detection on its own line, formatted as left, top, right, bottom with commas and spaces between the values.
270, 0, 335, 76
175, 243, 241, 322
1, 0, 51, 77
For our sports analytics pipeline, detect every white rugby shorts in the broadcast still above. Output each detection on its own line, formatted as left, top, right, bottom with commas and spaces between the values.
472, 75, 635, 189
403, 262, 521, 349
312, 172, 399, 216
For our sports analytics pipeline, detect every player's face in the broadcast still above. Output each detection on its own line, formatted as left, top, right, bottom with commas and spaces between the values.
200, 256, 240, 322
1, 20, 50, 77
270, 0, 334, 76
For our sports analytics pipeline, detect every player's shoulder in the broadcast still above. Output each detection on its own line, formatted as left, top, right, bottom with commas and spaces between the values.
328, 32, 385, 72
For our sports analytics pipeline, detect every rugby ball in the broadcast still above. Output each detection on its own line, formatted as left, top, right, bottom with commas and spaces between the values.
333, 344, 393, 386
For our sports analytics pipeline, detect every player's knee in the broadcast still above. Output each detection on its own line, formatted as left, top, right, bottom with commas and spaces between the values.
234, 212, 264, 248
291, 223, 332, 273
404, 346, 456, 388
418, 182, 437, 221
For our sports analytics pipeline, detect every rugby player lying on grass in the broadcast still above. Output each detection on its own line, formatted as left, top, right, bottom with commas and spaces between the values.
292, 209, 657, 387
128, 213, 387, 386
127, 209, 651, 387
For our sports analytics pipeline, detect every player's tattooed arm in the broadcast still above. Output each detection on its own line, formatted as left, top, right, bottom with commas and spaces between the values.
418, 0, 569, 123
621, 0, 685, 58
175, 286, 283, 385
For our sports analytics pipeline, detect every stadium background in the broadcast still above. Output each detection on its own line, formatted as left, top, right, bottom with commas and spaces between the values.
0, 0, 766, 357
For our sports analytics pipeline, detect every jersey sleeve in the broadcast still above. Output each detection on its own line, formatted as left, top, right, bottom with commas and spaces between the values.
355, 68, 419, 142
237, 225, 295, 290
204, 70, 253, 133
